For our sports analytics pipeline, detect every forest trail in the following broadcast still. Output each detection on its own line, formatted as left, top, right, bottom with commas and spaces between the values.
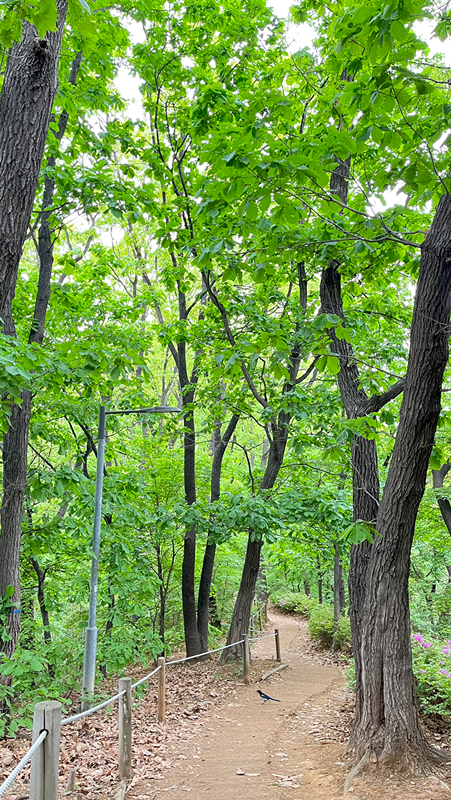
127, 612, 451, 800
128, 612, 347, 800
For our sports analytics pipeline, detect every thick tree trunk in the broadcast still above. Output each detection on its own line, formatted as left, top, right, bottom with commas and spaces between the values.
197, 413, 239, 650
0, 21, 73, 668
320, 251, 401, 729
0, 392, 32, 658
0, 0, 68, 316
350, 193, 451, 769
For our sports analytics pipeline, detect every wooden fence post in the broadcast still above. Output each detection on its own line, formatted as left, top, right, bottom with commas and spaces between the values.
275, 628, 281, 662
30, 701, 62, 800
259, 607, 263, 630
157, 657, 166, 723
264, 602, 268, 622
243, 634, 250, 686
119, 677, 132, 780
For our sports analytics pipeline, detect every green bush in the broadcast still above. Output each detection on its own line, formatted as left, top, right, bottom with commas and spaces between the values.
412, 633, 451, 716
295, 596, 319, 618
334, 615, 352, 650
269, 591, 304, 613
308, 604, 335, 647
308, 605, 352, 650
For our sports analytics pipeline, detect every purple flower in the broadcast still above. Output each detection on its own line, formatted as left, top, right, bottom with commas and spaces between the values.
423, 642, 432, 648
440, 669, 448, 675
413, 634, 423, 643
420, 669, 425, 674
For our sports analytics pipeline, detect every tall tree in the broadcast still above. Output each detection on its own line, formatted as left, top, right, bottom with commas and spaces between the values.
0, 0, 68, 660
351, 192, 451, 769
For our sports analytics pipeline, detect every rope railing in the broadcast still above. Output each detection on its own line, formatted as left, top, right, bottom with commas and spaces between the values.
0, 729, 47, 799
167, 639, 244, 665
61, 687, 128, 726
131, 664, 161, 690
0, 624, 281, 800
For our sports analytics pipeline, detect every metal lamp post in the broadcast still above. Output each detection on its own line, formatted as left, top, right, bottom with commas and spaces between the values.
81, 404, 181, 710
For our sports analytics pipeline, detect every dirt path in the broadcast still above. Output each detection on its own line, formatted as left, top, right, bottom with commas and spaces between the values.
3, 611, 451, 800
127, 612, 451, 800
128, 612, 345, 800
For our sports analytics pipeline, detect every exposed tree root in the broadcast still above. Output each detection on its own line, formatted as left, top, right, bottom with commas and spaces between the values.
343, 751, 370, 796
344, 726, 451, 796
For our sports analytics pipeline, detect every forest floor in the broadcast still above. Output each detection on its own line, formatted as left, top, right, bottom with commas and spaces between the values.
3, 611, 451, 799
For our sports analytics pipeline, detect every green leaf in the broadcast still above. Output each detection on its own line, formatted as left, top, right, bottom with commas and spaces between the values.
326, 355, 340, 375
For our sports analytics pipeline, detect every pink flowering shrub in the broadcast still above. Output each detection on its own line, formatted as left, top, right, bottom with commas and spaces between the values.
412, 634, 451, 716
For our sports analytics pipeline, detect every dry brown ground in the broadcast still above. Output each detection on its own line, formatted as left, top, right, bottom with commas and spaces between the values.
3, 610, 451, 799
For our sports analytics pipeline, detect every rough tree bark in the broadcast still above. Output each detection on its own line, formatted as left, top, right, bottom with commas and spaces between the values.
0, 0, 68, 317
320, 154, 404, 728
197, 413, 240, 650
349, 192, 451, 770
0, 32, 77, 665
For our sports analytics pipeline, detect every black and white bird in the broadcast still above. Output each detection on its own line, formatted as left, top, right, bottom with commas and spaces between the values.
257, 689, 280, 703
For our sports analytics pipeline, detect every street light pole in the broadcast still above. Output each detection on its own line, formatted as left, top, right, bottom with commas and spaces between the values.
81, 405, 106, 710
81, 404, 181, 710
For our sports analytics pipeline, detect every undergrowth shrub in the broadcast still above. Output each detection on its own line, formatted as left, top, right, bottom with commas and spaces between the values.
412, 633, 451, 716
295, 596, 319, 618
308, 605, 352, 650
269, 591, 304, 613
308, 604, 335, 647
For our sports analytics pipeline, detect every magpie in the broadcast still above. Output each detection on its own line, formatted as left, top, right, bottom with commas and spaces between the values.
257, 689, 280, 703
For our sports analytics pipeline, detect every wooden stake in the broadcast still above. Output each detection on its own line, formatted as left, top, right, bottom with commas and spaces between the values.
157, 657, 166, 723
275, 628, 281, 662
119, 678, 132, 780
243, 634, 250, 686
67, 768, 76, 792
30, 701, 62, 800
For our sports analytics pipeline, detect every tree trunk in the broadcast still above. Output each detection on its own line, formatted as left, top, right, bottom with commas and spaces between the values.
197, 413, 239, 650
30, 558, 55, 677
317, 556, 323, 604
179, 338, 203, 655
0, 392, 32, 659
320, 149, 405, 729
0, 0, 68, 316
0, 28, 75, 669
350, 192, 451, 769
220, 417, 290, 660
332, 542, 340, 650
320, 249, 402, 731
432, 463, 451, 537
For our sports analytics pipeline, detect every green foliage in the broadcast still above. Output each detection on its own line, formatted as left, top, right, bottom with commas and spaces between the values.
307, 605, 351, 651
308, 604, 336, 648
294, 595, 320, 619
270, 591, 305, 613
412, 634, 451, 717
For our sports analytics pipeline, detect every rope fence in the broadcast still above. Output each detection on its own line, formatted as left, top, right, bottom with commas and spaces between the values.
0, 730, 47, 799
0, 622, 281, 800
